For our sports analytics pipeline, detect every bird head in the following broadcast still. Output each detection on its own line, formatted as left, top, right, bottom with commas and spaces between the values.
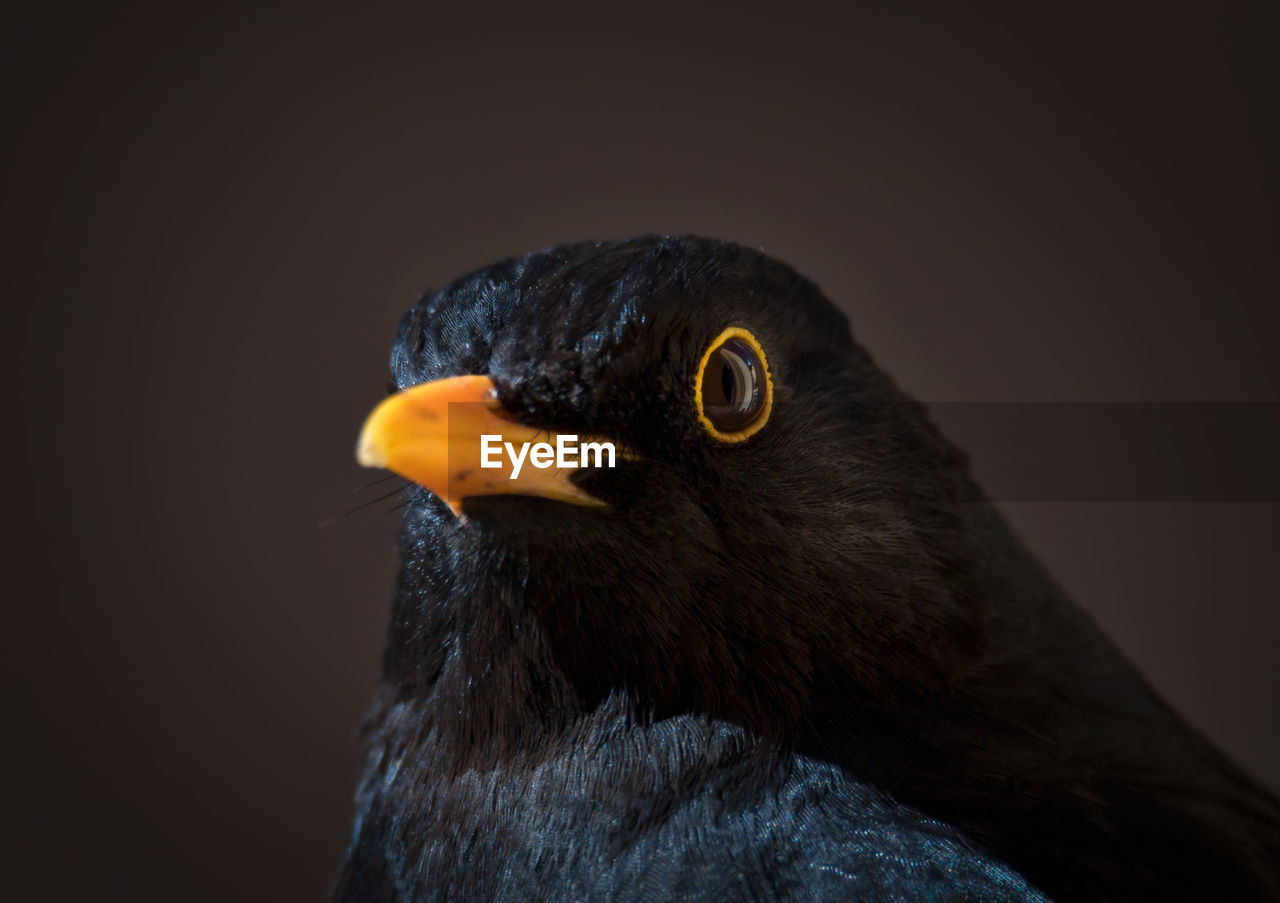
356, 236, 982, 743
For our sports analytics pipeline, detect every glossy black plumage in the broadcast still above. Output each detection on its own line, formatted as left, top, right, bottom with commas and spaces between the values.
337, 236, 1280, 901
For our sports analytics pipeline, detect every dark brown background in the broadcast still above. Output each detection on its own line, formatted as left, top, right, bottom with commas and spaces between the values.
3, 3, 1276, 901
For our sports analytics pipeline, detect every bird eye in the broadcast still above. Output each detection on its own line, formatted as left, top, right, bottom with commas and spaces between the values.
694, 327, 773, 442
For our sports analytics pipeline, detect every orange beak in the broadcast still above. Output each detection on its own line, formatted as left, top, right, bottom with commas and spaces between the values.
356, 375, 607, 513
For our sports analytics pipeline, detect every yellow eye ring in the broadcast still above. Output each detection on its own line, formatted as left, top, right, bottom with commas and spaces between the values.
693, 326, 773, 443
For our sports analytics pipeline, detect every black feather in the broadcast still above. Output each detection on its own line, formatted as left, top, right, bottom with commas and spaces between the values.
337, 236, 1280, 902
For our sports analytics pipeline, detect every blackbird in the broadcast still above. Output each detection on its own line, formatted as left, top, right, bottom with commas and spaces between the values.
338, 236, 1280, 902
